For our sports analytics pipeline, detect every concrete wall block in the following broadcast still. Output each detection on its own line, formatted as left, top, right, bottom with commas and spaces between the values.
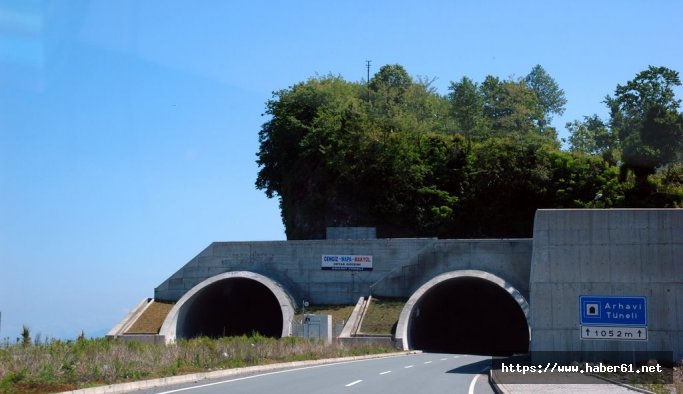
548, 228, 590, 246
549, 246, 580, 282
608, 226, 645, 245
677, 287, 683, 334
648, 209, 675, 236
530, 329, 556, 351
182, 278, 201, 291
586, 225, 610, 245
644, 286, 678, 330
533, 210, 551, 231
552, 283, 581, 329
608, 244, 642, 282
640, 245, 675, 282
579, 246, 610, 282
588, 210, 612, 229
577, 281, 612, 296
168, 278, 184, 290
534, 229, 549, 248
181, 266, 209, 278
530, 247, 550, 282
670, 209, 683, 231
552, 329, 582, 352
210, 242, 252, 257
646, 331, 673, 355
207, 266, 229, 276
530, 283, 554, 329
608, 210, 648, 230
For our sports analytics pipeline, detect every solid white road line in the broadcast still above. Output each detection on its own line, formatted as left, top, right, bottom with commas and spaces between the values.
468, 374, 481, 394
156, 356, 401, 394
468, 366, 491, 394
346, 380, 363, 387
379, 371, 392, 375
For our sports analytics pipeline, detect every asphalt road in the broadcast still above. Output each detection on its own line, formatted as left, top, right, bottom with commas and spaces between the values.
140, 352, 496, 394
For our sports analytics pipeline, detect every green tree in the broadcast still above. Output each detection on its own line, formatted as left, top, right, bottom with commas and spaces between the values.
524, 65, 567, 131
255, 65, 632, 240
480, 76, 546, 139
606, 66, 683, 200
566, 114, 620, 163
256, 75, 368, 239
607, 66, 682, 172
448, 76, 487, 139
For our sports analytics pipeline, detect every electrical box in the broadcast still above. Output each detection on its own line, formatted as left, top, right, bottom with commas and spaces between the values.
302, 314, 333, 344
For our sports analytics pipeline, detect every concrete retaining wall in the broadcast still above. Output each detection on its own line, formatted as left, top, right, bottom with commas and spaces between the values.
154, 238, 532, 306
529, 209, 683, 361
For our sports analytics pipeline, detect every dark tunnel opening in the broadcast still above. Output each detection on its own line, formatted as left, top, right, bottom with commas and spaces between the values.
409, 277, 529, 356
179, 278, 283, 339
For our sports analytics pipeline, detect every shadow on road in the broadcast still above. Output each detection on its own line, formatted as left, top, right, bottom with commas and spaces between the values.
446, 358, 492, 374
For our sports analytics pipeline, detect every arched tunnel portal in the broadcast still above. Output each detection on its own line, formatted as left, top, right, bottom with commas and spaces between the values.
159, 272, 295, 343
396, 270, 530, 356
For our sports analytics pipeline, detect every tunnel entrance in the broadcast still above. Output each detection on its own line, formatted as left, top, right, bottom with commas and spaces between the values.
406, 275, 529, 356
178, 278, 283, 338
160, 272, 295, 343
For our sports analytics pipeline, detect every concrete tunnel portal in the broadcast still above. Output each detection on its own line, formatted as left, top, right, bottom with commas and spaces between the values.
159, 272, 295, 343
397, 270, 530, 356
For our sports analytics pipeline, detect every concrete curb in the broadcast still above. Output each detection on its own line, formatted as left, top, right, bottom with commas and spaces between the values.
587, 373, 655, 394
488, 368, 655, 394
60, 351, 416, 394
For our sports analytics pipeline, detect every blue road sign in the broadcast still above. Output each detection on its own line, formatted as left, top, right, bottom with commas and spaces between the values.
579, 295, 647, 326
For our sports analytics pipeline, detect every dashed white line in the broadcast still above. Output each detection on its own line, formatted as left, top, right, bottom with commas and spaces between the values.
424, 361, 432, 364
379, 371, 392, 375
404, 365, 414, 369
346, 380, 363, 387
440, 358, 448, 361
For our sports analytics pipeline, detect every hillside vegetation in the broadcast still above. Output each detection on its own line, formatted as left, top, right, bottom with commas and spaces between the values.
256, 65, 682, 239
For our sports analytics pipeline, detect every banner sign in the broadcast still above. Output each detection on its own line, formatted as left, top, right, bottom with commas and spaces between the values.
321, 255, 373, 271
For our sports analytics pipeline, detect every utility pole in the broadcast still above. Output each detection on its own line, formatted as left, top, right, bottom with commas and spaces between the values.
365, 60, 371, 102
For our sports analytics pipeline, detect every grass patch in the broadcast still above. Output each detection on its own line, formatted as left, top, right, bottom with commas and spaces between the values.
126, 301, 175, 334
359, 298, 405, 335
0, 334, 396, 394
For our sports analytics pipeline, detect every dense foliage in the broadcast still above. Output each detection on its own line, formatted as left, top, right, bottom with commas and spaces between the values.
256, 65, 682, 240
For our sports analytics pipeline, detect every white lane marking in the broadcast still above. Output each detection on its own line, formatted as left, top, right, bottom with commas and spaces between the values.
379, 371, 392, 375
346, 380, 363, 387
424, 361, 432, 364
468, 374, 481, 394
440, 358, 448, 361
404, 365, 414, 368
468, 366, 491, 394
156, 355, 405, 394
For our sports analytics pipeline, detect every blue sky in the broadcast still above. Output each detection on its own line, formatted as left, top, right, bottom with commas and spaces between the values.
1, 0, 681, 340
